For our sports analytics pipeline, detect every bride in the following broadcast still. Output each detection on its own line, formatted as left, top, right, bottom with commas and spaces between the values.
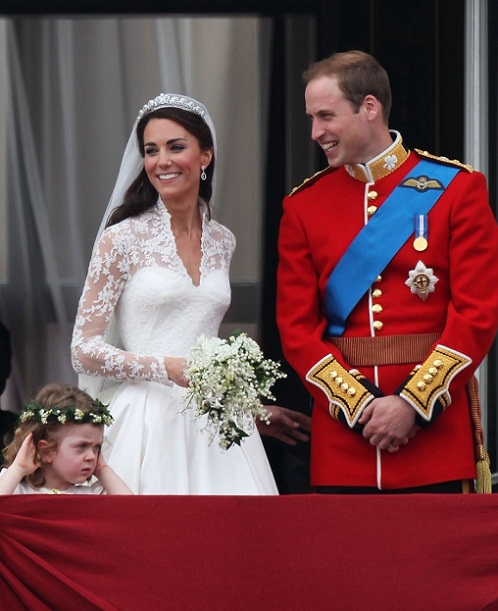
71, 93, 309, 494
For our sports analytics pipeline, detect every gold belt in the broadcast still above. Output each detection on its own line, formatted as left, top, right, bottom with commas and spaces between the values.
327, 333, 440, 367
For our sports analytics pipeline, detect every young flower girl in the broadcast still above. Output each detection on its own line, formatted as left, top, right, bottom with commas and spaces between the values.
0, 383, 132, 494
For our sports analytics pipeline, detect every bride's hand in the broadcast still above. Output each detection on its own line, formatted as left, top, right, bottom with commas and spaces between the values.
165, 357, 189, 387
257, 405, 311, 446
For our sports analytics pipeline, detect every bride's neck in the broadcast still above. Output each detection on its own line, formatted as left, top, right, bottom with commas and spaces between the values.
169, 207, 202, 238
161, 197, 202, 237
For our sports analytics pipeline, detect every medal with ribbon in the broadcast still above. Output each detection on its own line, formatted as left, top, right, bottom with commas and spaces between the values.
413, 214, 428, 251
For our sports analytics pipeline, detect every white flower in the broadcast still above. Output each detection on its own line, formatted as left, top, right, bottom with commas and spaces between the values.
183, 332, 286, 450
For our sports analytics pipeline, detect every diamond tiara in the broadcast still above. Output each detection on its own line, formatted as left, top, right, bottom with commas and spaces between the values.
137, 93, 208, 122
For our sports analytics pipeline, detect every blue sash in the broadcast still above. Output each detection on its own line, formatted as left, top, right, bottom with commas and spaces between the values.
325, 160, 459, 336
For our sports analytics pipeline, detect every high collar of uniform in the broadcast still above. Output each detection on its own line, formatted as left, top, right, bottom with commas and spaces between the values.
345, 131, 409, 183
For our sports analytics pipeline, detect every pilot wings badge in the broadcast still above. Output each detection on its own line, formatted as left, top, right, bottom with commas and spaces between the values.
401, 175, 443, 191
405, 261, 439, 302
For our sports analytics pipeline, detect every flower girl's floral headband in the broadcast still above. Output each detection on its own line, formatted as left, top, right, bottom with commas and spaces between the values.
19, 399, 113, 427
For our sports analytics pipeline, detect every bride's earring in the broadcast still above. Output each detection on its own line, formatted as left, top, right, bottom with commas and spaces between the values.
200, 166, 207, 181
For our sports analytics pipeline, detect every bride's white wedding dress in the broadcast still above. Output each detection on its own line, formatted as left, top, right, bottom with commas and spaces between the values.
71, 201, 278, 494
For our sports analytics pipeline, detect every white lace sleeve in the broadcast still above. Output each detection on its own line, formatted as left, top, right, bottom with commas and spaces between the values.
71, 226, 170, 385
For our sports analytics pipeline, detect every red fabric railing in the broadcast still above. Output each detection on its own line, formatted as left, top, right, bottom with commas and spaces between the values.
1, 494, 498, 610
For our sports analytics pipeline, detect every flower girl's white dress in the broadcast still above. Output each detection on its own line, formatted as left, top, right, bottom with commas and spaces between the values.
71, 202, 278, 494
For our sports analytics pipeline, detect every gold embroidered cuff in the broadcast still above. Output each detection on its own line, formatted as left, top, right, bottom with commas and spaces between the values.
399, 345, 472, 421
306, 355, 375, 428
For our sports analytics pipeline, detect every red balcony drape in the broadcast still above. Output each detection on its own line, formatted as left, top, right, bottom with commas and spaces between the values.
1, 494, 498, 610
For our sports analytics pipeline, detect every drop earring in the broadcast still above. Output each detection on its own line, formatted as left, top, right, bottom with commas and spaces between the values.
200, 166, 207, 181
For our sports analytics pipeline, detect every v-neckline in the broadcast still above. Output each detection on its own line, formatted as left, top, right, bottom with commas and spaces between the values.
161, 201, 205, 287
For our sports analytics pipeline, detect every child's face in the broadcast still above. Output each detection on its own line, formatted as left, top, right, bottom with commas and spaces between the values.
41, 423, 104, 491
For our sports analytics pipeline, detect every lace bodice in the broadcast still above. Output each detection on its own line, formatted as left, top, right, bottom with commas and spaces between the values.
71, 202, 235, 384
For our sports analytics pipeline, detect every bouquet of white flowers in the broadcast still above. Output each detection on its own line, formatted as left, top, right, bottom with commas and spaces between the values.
184, 332, 286, 450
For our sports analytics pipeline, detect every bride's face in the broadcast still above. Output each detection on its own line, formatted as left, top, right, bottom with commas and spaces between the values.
143, 118, 212, 205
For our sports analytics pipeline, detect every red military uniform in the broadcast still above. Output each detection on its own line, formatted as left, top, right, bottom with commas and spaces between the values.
277, 132, 498, 489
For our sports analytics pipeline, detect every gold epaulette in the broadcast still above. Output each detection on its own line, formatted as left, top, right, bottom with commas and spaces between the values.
399, 345, 472, 421
288, 166, 335, 196
415, 148, 474, 172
